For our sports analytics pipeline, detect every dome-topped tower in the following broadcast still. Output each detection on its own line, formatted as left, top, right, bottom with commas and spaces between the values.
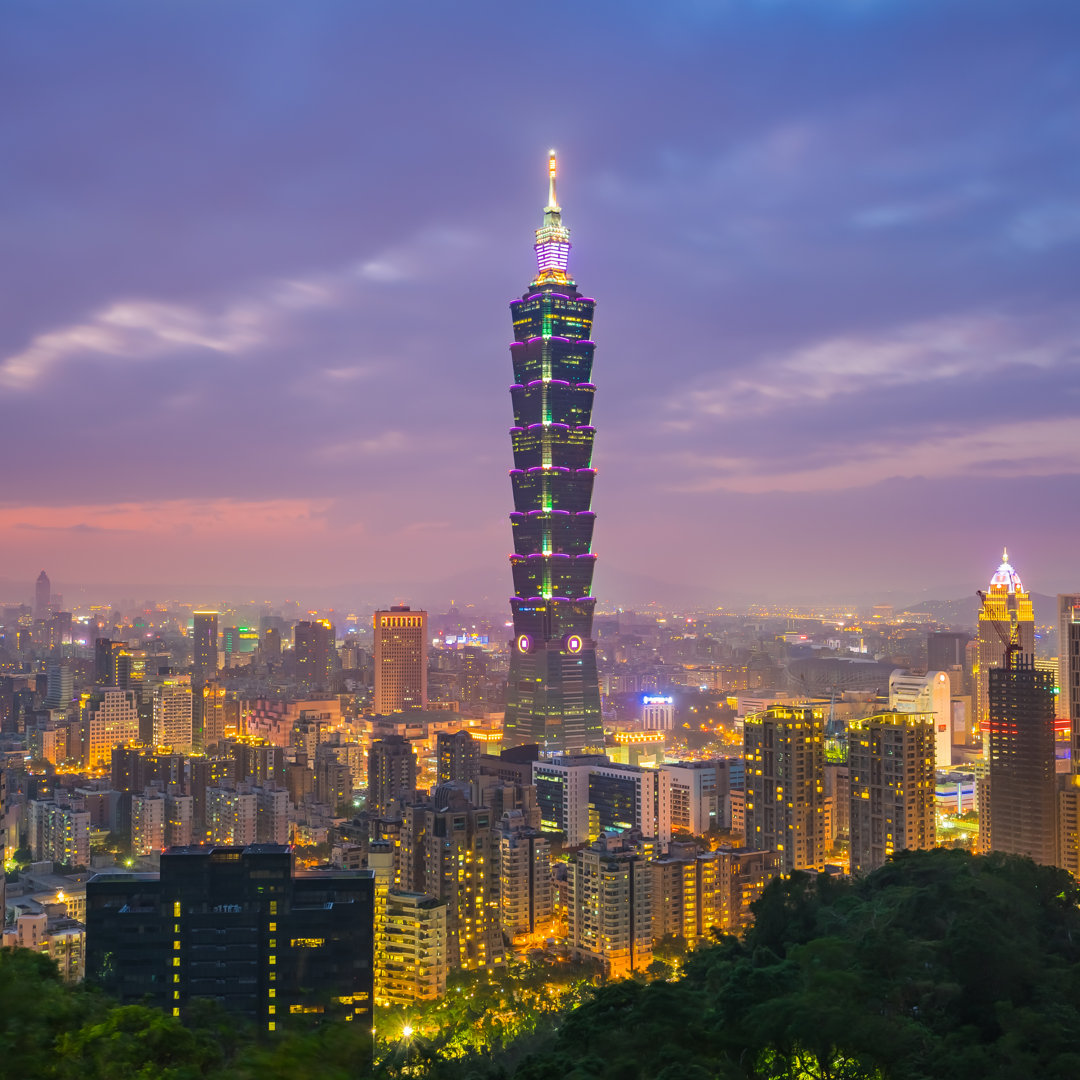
988, 547, 1024, 594
975, 547, 1035, 739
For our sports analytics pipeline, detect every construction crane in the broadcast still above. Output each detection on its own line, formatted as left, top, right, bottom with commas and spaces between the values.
976, 590, 1022, 671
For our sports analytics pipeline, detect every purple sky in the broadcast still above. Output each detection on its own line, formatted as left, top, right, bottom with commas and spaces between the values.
3, 1, 1079, 608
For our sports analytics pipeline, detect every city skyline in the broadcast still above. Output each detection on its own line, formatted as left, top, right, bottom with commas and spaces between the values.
3, 2, 1080, 606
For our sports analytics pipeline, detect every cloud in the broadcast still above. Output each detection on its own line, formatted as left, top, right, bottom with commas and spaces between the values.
1008, 202, 1080, 251
0, 291, 324, 391
313, 430, 410, 461
0, 226, 485, 392
669, 309, 1078, 422
677, 415, 1080, 493
0, 497, 334, 535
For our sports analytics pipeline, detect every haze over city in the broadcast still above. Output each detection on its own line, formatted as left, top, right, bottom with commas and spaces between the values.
4, 1, 1079, 607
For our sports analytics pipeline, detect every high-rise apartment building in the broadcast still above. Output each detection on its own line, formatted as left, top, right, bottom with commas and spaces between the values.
568, 829, 653, 979
373, 607, 427, 714
744, 705, 826, 873
86, 846, 374, 1034
436, 730, 479, 786
376, 889, 449, 1007
131, 790, 166, 855
206, 787, 257, 846
152, 675, 193, 752
986, 657, 1057, 866
192, 612, 219, 684
400, 793, 503, 972
28, 800, 90, 869
367, 735, 417, 821
848, 712, 936, 875
194, 680, 227, 751
80, 688, 140, 769
294, 620, 335, 693
974, 551, 1034, 735
503, 152, 603, 755
497, 809, 553, 943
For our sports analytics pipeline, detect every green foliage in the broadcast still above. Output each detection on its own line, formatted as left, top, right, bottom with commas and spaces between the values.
3, 851, 1079, 1080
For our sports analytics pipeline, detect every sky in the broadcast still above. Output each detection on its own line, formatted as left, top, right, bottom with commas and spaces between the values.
2, 0, 1079, 609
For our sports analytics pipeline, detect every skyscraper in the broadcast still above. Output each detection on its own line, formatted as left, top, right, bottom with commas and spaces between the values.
294, 619, 335, 693
192, 611, 219, 685
1058, 594, 1080, 736
986, 657, 1057, 866
35, 570, 51, 618
848, 712, 936, 875
744, 704, 826, 873
503, 151, 603, 755
373, 607, 427, 714
367, 735, 417, 821
974, 550, 1034, 735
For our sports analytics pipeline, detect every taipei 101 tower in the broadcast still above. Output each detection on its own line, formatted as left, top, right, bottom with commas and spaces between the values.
503, 152, 603, 755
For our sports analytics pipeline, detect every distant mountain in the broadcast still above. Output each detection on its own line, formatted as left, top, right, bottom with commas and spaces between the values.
904, 592, 1060, 630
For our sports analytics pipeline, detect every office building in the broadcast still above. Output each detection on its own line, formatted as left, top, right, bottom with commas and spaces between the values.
928, 631, 971, 675
642, 695, 675, 731
568, 829, 653, 979
373, 607, 427, 714
503, 152, 603, 755
1059, 594, 1080, 735
744, 705, 826, 873
367, 735, 417, 821
848, 712, 936, 875
974, 551, 1034, 735
152, 675, 194, 752
294, 620, 335, 693
80, 688, 140, 769
86, 846, 374, 1032
192, 611, 219, 684
44, 662, 74, 717
532, 758, 670, 846
436, 730, 479, 786
889, 670, 952, 769
986, 657, 1057, 866
400, 792, 503, 971
35, 570, 51, 618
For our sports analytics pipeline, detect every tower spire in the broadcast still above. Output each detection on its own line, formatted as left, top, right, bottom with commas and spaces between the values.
533, 149, 571, 286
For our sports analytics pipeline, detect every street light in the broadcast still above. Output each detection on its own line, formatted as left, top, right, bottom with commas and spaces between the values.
402, 1024, 414, 1038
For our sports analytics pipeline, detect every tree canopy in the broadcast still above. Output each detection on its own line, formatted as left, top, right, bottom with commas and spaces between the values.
2, 850, 1078, 1079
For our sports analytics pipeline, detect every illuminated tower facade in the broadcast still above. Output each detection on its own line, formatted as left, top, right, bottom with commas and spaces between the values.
503, 151, 603, 755
974, 550, 1035, 737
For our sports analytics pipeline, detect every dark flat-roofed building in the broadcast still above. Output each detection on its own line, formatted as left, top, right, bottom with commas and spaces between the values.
86, 845, 373, 1037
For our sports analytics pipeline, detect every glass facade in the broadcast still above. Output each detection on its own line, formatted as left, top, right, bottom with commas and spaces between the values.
504, 154, 603, 754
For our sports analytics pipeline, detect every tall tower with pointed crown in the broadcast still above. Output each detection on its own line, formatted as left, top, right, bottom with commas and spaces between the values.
503, 152, 603, 755
974, 548, 1035, 738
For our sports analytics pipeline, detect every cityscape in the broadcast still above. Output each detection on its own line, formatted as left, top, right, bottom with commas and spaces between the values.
3, 3, 1080, 1079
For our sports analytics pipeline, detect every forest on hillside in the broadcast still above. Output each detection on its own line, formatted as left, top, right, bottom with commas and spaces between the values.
3, 849, 1079, 1080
